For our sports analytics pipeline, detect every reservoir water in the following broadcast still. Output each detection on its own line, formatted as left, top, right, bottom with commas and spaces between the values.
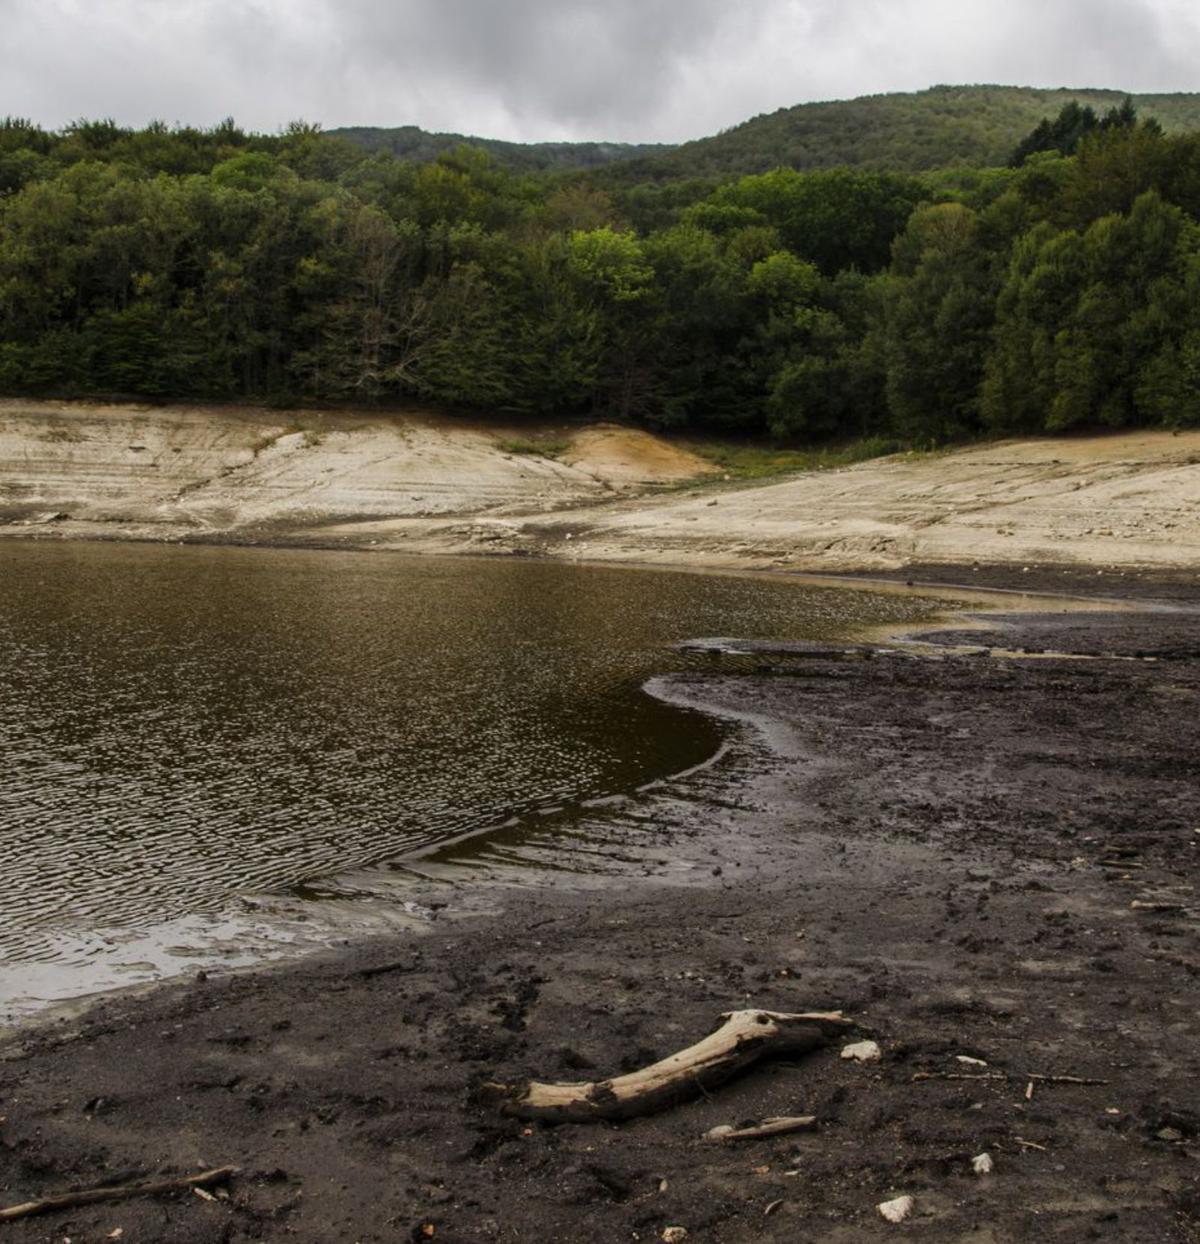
0, 541, 956, 1015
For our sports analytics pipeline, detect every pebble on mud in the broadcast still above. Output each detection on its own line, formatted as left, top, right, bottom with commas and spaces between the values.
972, 1152, 995, 1175
877, 1195, 915, 1223
661, 1229, 689, 1242
841, 1039, 882, 1062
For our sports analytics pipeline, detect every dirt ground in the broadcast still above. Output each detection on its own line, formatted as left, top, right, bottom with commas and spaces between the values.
2, 572, 1198, 1243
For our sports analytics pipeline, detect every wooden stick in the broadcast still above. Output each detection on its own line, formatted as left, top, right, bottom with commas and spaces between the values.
913, 1071, 1107, 1087
912, 1072, 1005, 1082
0, 1166, 237, 1223
1028, 1074, 1109, 1086
487, 1010, 852, 1123
705, 1115, 817, 1142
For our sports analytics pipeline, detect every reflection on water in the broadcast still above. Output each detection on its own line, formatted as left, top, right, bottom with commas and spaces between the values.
0, 542, 952, 1012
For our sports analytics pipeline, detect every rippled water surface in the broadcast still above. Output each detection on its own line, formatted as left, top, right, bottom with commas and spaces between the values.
1, 542, 954, 1013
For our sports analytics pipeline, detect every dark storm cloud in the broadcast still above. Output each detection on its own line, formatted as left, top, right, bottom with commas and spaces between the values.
1, 0, 1198, 140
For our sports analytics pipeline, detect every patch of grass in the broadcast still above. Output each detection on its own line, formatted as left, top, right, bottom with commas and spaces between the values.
496, 435, 572, 459
246, 432, 279, 456
284, 419, 325, 449
685, 434, 908, 481
40, 425, 85, 444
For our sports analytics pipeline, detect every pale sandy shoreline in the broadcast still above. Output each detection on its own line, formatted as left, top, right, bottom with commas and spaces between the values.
2, 398, 1198, 578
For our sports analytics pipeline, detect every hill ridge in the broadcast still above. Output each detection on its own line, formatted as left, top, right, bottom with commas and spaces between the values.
332, 84, 1200, 177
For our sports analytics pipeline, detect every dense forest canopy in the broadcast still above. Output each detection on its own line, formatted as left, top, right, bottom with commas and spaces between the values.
326, 125, 671, 173
2, 93, 1200, 441
329, 87, 1200, 178
603, 85, 1200, 180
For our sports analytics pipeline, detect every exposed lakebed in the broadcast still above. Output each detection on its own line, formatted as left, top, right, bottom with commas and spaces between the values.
0, 542, 963, 1015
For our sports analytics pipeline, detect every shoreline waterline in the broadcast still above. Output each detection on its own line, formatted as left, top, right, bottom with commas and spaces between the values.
2, 542, 1029, 1022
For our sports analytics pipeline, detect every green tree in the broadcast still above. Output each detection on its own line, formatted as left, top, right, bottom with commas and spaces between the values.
882, 203, 998, 441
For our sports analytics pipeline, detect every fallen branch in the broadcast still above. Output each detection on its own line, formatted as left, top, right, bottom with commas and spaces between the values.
705, 1115, 817, 1142
0, 1166, 237, 1223
487, 1010, 852, 1123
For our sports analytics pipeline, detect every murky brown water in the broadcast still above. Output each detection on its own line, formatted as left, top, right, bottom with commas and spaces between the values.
0, 542, 957, 1015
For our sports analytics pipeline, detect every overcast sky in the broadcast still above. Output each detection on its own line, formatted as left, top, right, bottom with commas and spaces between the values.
3, 0, 1199, 142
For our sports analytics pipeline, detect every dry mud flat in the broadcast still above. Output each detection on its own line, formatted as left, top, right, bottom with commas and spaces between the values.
2, 588, 1199, 1242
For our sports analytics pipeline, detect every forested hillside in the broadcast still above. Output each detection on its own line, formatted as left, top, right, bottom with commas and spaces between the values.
606, 85, 1200, 179
327, 125, 671, 172
2, 98, 1200, 441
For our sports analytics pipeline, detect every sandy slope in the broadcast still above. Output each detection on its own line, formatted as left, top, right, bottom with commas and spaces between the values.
2, 398, 1198, 572
319, 429, 1200, 573
0, 400, 713, 540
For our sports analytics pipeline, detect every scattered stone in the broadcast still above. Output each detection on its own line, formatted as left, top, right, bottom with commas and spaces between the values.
841, 1040, 882, 1062
1157, 1127, 1184, 1142
662, 1228, 688, 1243
877, 1195, 915, 1223
956, 1055, 988, 1067
972, 1152, 994, 1175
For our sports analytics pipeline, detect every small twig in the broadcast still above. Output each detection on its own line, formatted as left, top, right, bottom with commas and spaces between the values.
912, 1072, 1006, 1082
705, 1116, 817, 1142
1014, 1137, 1049, 1151
1027, 1074, 1109, 1086
913, 1071, 1107, 1087
0, 1166, 237, 1222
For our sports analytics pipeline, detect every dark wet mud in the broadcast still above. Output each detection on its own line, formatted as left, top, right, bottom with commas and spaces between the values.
1, 578, 1198, 1242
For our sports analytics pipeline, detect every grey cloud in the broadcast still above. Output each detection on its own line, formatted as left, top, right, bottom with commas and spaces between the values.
329, 0, 772, 134
1, 0, 1198, 141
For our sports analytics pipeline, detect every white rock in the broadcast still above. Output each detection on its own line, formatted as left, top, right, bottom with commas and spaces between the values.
661, 1229, 688, 1243
877, 1195, 915, 1223
841, 1039, 882, 1063
972, 1152, 994, 1175
956, 1055, 988, 1067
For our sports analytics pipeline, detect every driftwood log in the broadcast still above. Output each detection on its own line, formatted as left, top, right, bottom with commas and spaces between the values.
0, 1166, 237, 1223
488, 1009, 852, 1122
